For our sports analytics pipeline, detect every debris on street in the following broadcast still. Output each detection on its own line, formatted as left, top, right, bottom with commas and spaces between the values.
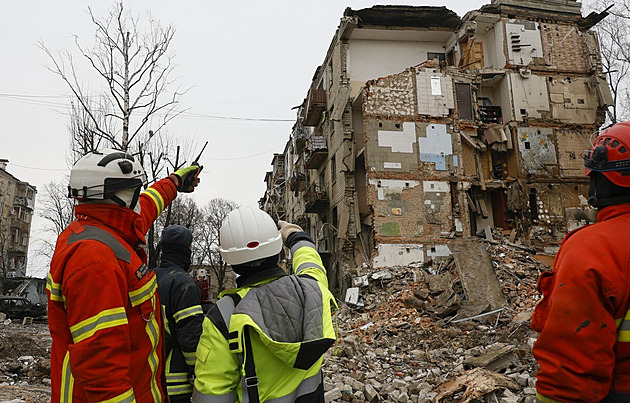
322, 234, 547, 402
0, 234, 549, 402
0, 321, 51, 402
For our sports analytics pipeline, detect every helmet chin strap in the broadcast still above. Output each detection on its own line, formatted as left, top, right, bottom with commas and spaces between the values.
110, 187, 142, 213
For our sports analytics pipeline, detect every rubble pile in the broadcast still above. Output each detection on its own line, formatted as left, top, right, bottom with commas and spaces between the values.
322, 235, 550, 402
0, 322, 51, 402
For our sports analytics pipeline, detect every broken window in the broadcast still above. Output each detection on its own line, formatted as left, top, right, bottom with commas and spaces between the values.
446, 49, 455, 66
478, 97, 503, 124
455, 83, 474, 120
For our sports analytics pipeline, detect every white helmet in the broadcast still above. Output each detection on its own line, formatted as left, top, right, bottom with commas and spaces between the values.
68, 148, 147, 210
219, 206, 282, 266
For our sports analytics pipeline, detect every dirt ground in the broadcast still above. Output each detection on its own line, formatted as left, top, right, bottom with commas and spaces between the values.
0, 321, 51, 403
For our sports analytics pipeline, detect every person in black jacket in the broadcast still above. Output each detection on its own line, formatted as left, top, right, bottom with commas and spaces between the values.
155, 225, 204, 402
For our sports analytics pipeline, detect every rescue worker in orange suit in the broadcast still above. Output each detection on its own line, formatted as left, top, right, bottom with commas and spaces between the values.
155, 225, 204, 402
47, 148, 201, 403
531, 122, 630, 402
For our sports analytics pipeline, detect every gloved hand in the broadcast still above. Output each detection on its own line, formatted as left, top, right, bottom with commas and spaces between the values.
278, 220, 303, 244
169, 165, 202, 193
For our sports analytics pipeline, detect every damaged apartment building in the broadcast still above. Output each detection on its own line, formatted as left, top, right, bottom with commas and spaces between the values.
260, 0, 613, 294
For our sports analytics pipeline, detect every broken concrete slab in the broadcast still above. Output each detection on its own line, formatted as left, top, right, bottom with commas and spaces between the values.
450, 237, 507, 319
463, 343, 519, 372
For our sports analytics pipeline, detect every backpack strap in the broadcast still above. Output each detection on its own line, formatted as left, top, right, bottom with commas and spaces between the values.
206, 293, 259, 403
243, 326, 259, 403
205, 293, 241, 340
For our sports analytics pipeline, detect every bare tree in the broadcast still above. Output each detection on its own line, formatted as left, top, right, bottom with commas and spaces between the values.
584, 0, 630, 123
39, 2, 188, 151
37, 2, 195, 266
195, 199, 239, 293
36, 181, 75, 262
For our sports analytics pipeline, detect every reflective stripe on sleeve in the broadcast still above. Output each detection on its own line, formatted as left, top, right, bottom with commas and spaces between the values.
167, 383, 193, 396
47, 273, 65, 302
249, 371, 322, 403
173, 305, 204, 323
166, 372, 189, 383
290, 240, 316, 256
95, 388, 136, 403
129, 276, 157, 307
617, 309, 630, 342
142, 188, 165, 215
61, 350, 74, 403
182, 350, 196, 366
296, 261, 324, 275
70, 307, 128, 343
192, 388, 237, 403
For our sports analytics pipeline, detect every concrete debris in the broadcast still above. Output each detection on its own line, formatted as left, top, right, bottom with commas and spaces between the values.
434, 367, 520, 402
0, 323, 51, 401
322, 232, 548, 402
0, 231, 549, 402
371, 269, 393, 281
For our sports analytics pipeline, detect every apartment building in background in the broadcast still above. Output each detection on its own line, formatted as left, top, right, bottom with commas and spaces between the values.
260, 0, 613, 294
0, 159, 37, 291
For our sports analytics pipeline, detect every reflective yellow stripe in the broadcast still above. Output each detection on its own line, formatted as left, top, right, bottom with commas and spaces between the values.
61, 350, 74, 403
142, 188, 164, 215
95, 388, 136, 403
47, 273, 65, 302
618, 309, 630, 342
173, 305, 203, 323
129, 276, 157, 307
167, 383, 193, 395
166, 372, 189, 383
145, 294, 161, 402
182, 350, 196, 365
70, 307, 128, 343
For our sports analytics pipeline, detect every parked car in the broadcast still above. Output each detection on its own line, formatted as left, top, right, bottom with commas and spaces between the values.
0, 295, 47, 319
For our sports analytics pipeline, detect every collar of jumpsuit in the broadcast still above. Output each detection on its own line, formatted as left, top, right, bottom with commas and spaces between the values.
596, 203, 630, 223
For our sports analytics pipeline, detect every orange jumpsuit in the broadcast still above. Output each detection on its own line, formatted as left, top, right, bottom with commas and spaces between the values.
47, 178, 177, 403
531, 203, 630, 402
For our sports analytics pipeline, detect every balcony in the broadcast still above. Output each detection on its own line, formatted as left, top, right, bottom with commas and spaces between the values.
289, 172, 307, 193
304, 135, 328, 170
302, 89, 326, 126
304, 184, 329, 214
478, 105, 503, 124
13, 196, 28, 207
293, 127, 308, 154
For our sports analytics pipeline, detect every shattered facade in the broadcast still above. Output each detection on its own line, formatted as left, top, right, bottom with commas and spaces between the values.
260, 0, 612, 295
0, 160, 36, 292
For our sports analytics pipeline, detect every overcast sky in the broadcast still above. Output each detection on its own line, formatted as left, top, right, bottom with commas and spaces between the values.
0, 0, 488, 276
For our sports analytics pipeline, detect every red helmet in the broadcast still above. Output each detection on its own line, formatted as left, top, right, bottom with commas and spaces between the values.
584, 122, 630, 187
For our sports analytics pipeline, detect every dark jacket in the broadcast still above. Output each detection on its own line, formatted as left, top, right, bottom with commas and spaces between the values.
155, 225, 204, 401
